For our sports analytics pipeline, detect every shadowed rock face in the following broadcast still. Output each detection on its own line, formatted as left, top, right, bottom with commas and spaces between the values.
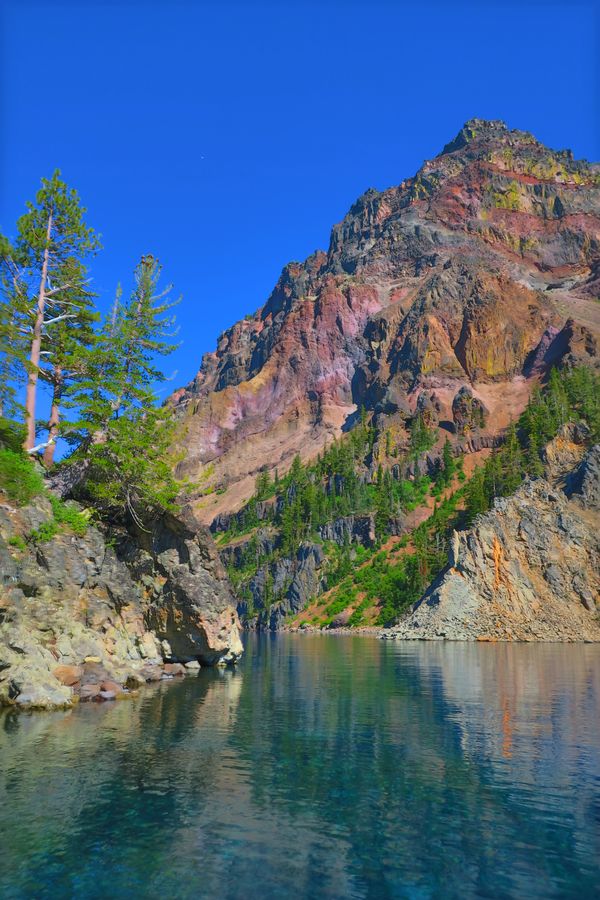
171, 119, 600, 523
385, 427, 600, 643
121, 506, 243, 664
0, 497, 243, 710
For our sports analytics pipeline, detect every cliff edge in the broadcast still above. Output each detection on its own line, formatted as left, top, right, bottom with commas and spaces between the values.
384, 426, 600, 642
0, 495, 243, 710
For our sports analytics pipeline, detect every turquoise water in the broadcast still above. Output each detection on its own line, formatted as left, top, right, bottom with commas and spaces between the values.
1, 635, 599, 899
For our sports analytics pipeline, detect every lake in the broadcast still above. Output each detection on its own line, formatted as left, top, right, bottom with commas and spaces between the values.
1, 635, 599, 899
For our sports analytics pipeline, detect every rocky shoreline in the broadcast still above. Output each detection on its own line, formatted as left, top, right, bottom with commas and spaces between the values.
0, 494, 243, 711
384, 428, 600, 644
284, 625, 384, 636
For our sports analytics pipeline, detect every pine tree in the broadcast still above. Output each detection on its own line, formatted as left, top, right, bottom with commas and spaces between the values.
80, 255, 179, 430
40, 257, 99, 465
441, 438, 455, 486
77, 255, 183, 524
465, 467, 487, 522
255, 469, 271, 499
14, 171, 100, 451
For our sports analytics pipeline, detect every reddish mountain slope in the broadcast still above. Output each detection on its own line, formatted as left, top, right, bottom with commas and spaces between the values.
172, 119, 600, 522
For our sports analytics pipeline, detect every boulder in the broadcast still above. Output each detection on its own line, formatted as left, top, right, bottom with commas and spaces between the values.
52, 665, 83, 687
452, 386, 488, 435
163, 663, 186, 676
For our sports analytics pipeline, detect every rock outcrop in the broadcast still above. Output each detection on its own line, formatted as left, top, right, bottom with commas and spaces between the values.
384, 427, 600, 642
452, 386, 488, 435
317, 514, 376, 548
171, 119, 600, 524
0, 495, 243, 710
238, 541, 325, 631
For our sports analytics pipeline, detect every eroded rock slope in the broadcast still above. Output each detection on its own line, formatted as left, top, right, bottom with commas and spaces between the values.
385, 426, 600, 642
172, 119, 600, 523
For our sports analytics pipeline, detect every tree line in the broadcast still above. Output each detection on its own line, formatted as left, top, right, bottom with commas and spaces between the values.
222, 411, 438, 554
375, 365, 600, 624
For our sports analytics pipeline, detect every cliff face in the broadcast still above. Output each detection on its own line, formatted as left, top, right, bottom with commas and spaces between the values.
0, 495, 243, 709
172, 119, 600, 523
385, 426, 600, 642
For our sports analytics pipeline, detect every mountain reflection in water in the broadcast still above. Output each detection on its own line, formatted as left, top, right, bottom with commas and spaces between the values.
1, 636, 599, 899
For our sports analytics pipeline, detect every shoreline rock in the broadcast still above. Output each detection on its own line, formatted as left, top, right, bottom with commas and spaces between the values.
383, 429, 600, 644
0, 497, 243, 711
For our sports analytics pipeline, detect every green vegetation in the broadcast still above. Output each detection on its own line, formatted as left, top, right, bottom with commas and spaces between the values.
0, 174, 187, 527
48, 495, 89, 537
464, 367, 599, 521
29, 520, 59, 544
0, 446, 45, 505
219, 410, 438, 620
221, 413, 435, 551
330, 366, 600, 626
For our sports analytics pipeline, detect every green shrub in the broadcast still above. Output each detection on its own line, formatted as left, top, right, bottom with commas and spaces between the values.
7, 535, 26, 551
29, 520, 59, 543
0, 449, 45, 505
348, 597, 371, 627
49, 495, 89, 536
0, 418, 27, 453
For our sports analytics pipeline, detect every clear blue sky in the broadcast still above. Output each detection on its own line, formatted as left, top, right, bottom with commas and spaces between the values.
1, 0, 598, 396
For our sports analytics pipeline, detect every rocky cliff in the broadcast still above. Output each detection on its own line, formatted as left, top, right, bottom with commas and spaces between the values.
172, 119, 600, 524
0, 494, 243, 710
384, 426, 600, 642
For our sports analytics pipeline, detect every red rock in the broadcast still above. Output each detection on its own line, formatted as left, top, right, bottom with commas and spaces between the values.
140, 665, 163, 682
52, 665, 82, 687
100, 680, 123, 695
79, 683, 101, 700
94, 690, 116, 702
163, 663, 186, 676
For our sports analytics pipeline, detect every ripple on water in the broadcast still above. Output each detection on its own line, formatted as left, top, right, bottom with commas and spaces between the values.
1, 636, 599, 899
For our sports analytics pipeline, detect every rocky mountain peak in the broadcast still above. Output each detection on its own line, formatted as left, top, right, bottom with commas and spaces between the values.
172, 121, 600, 523
439, 118, 512, 155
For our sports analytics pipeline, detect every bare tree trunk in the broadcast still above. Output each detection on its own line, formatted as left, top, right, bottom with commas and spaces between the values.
43, 368, 62, 467
24, 212, 53, 451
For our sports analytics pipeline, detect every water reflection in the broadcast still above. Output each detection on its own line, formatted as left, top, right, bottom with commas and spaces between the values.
1, 637, 599, 899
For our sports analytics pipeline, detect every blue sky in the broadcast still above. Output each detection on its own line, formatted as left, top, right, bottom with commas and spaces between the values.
1, 0, 598, 399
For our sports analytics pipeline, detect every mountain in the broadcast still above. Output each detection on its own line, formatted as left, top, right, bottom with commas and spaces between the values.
172, 118, 600, 524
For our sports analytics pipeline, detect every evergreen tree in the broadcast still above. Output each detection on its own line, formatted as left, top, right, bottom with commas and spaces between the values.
255, 469, 271, 499
14, 171, 100, 451
77, 255, 183, 524
409, 413, 433, 459
464, 467, 487, 522
40, 257, 99, 465
441, 438, 455, 486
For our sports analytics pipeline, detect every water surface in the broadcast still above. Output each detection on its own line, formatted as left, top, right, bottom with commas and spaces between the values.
1, 635, 599, 899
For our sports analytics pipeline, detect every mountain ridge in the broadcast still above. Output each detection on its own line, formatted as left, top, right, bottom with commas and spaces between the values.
171, 118, 600, 524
